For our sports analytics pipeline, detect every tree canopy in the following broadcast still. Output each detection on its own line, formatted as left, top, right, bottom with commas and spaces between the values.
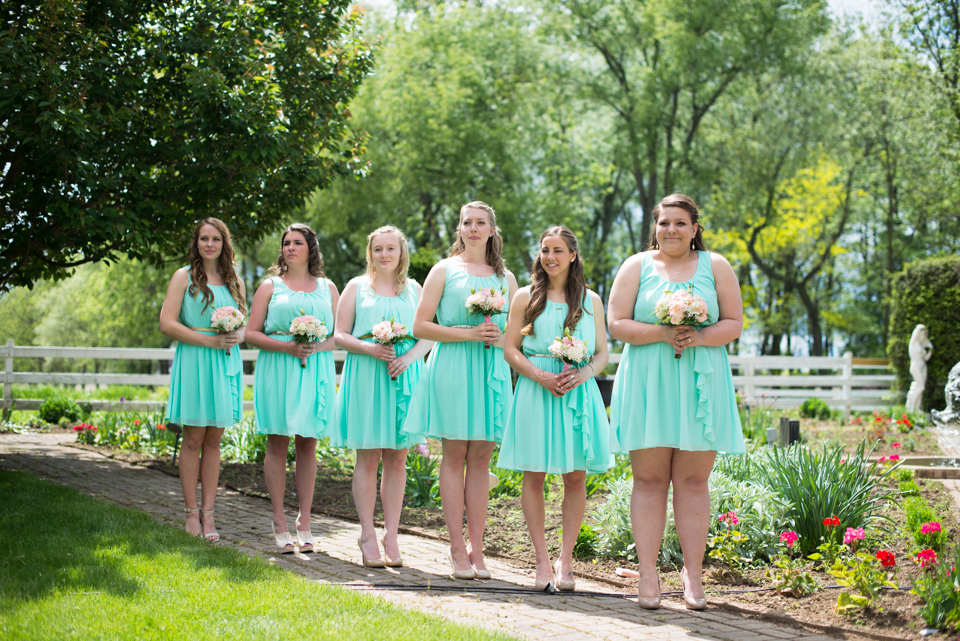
0, 0, 373, 291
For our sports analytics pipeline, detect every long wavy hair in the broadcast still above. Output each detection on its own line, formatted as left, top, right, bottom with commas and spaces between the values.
644, 193, 707, 251
267, 223, 325, 279
365, 225, 410, 296
187, 217, 245, 314
521, 226, 590, 337
446, 201, 506, 278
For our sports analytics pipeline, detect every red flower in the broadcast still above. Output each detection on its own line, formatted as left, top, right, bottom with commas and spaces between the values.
72, 425, 83, 432
158, 424, 166, 430
917, 549, 938, 569
133, 419, 140, 426
876, 550, 895, 567
889, 454, 900, 461
88, 426, 97, 432
823, 515, 841, 528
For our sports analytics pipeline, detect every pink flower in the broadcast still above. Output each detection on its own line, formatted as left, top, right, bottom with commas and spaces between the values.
843, 527, 865, 545
839, 457, 846, 464
921, 522, 942, 535
879, 456, 888, 463
718, 511, 739, 526
414, 443, 431, 459
889, 454, 900, 461
917, 549, 938, 569
780, 531, 799, 549
892, 442, 901, 449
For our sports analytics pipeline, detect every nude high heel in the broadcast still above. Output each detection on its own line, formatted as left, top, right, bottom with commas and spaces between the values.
359, 537, 386, 568
553, 560, 576, 592
448, 550, 475, 579
272, 522, 295, 554
637, 574, 661, 610
380, 536, 402, 568
681, 567, 707, 610
201, 509, 220, 542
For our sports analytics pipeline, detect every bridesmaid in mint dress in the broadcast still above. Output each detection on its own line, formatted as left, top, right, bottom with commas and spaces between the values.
608, 194, 745, 611
498, 226, 612, 592
160, 217, 246, 542
329, 225, 434, 568
244, 223, 339, 555
403, 201, 518, 579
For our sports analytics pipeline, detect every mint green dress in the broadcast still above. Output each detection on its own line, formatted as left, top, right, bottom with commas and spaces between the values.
402, 259, 512, 442
610, 251, 745, 454
497, 293, 613, 474
254, 277, 336, 438
327, 276, 425, 450
164, 268, 243, 428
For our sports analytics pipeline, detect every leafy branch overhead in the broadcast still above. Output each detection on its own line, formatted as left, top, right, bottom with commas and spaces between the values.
0, 0, 375, 291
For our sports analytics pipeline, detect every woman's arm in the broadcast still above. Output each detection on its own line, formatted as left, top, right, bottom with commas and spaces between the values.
334, 279, 396, 361
503, 287, 562, 397
607, 253, 671, 346
315, 280, 340, 353
412, 262, 500, 344
674, 253, 743, 353
387, 282, 435, 379
159, 268, 236, 349
243, 280, 306, 358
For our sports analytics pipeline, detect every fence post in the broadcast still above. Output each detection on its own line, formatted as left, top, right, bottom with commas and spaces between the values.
842, 350, 853, 421
2, 339, 13, 421
744, 361, 755, 406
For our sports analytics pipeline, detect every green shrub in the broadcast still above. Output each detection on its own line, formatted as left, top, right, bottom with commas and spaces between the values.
37, 396, 82, 424
800, 398, 832, 420
573, 523, 599, 558
896, 468, 915, 483
590, 477, 635, 560
765, 442, 898, 555
913, 545, 960, 630
221, 419, 268, 464
888, 255, 960, 410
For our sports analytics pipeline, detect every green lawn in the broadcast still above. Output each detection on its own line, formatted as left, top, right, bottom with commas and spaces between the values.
0, 470, 514, 640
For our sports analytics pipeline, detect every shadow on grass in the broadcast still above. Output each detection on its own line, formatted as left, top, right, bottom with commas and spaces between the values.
0, 469, 268, 611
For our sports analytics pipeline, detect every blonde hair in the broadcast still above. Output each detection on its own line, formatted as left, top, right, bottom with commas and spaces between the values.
446, 201, 506, 278
365, 225, 410, 295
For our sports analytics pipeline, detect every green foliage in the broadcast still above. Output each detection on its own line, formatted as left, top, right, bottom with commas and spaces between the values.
912, 545, 960, 631
584, 454, 632, 498
221, 419, 269, 464
405, 445, 440, 508
888, 256, 960, 410
708, 520, 749, 581
590, 477, 636, 561
1, 0, 373, 292
904, 496, 949, 552
766, 554, 820, 597
37, 396, 82, 424
573, 523, 599, 559
800, 398, 832, 420
829, 552, 898, 614
765, 443, 898, 555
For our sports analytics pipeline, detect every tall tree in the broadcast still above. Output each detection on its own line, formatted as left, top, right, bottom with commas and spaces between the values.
0, 0, 373, 291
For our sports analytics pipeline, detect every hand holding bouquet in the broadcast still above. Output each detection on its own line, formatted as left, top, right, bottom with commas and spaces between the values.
547, 327, 592, 371
654, 287, 709, 359
210, 306, 246, 355
290, 309, 329, 368
364, 318, 413, 380
465, 286, 508, 349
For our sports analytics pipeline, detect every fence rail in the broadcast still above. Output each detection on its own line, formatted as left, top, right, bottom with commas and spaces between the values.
1, 341, 895, 417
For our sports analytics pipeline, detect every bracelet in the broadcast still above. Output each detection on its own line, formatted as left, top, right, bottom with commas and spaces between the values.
587, 363, 596, 375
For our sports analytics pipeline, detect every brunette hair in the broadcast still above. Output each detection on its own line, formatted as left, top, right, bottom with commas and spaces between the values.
446, 201, 506, 278
365, 225, 410, 295
521, 226, 590, 337
644, 193, 707, 251
186, 217, 246, 314
267, 223, 325, 279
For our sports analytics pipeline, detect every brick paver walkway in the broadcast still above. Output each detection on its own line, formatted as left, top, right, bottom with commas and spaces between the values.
0, 432, 836, 641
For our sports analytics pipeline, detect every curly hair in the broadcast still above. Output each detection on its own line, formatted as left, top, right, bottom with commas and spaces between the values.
522, 226, 590, 337
645, 193, 707, 251
186, 218, 245, 314
365, 225, 411, 296
267, 223, 325, 279
446, 201, 506, 278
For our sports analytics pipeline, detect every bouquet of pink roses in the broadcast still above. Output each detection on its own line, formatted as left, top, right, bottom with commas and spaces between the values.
210, 306, 245, 355
465, 286, 508, 349
361, 318, 413, 380
290, 309, 328, 368
654, 287, 709, 359
547, 327, 592, 371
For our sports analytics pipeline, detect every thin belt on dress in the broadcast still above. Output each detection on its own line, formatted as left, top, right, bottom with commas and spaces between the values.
267, 331, 294, 336
187, 326, 217, 334
527, 353, 560, 359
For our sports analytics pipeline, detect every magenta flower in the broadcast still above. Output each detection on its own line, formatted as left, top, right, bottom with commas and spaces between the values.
889, 454, 900, 461
839, 457, 846, 464
414, 443, 431, 459
892, 442, 902, 449
921, 522, 942, 535
917, 549, 938, 569
779, 531, 799, 549
718, 511, 739, 526
843, 527, 865, 545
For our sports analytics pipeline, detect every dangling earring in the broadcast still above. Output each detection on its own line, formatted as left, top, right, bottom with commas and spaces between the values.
691, 240, 695, 250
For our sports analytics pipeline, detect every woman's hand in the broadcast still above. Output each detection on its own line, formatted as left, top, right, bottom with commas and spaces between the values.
368, 343, 396, 362
557, 366, 591, 393
207, 331, 240, 350
287, 340, 317, 360
387, 354, 410, 379
671, 326, 703, 353
534, 369, 564, 398
472, 321, 502, 344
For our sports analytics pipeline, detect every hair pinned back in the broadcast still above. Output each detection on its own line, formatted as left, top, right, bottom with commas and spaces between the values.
268, 223, 325, 279
365, 225, 410, 295
645, 193, 707, 252
446, 201, 506, 278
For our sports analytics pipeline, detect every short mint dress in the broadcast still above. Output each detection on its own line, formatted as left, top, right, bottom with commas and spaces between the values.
609, 251, 745, 454
402, 259, 512, 442
165, 269, 243, 428
327, 276, 425, 450
254, 277, 336, 438
497, 293, 613, 474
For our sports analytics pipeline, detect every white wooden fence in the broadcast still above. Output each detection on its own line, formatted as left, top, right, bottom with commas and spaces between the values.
1, 340, 894, 417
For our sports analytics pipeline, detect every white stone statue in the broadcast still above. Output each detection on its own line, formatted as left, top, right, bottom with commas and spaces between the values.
906, 324, 933, 412
933, 361, 960, 426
